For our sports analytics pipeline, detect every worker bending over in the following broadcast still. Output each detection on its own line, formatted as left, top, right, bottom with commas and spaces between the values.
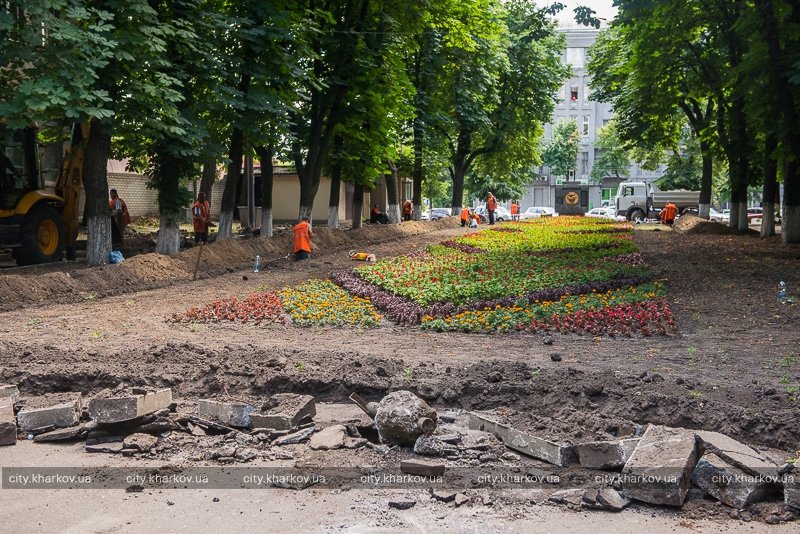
293, 216, 313, 260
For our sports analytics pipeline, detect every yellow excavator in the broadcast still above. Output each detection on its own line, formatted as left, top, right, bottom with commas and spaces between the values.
0, 124, 85, 265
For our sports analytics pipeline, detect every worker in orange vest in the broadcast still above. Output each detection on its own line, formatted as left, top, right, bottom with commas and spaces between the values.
293, 215, 313, 260
108, 189, 131, 248
460, 207, 470, 227
402, 199, 413, 221
660, 202, 678, 225
510, 201, 519, 222
191, 192, 211, 244
487, 192, 497, 225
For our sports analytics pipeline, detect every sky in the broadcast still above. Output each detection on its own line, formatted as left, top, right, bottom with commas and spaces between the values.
551, 0, 618, 27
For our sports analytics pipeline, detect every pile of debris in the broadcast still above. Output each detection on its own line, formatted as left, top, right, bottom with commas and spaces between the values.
2, 384, 797, 519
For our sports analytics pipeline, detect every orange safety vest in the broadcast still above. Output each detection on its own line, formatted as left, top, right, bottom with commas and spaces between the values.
108, 197, 131, 226
460, 208, 470, 222
293, 220, 312, 253
661, 203, 678, 222
192, 200, 210, 232
487, 195, 497, 211
403, 200, 412, 215
511, 203, 519, 215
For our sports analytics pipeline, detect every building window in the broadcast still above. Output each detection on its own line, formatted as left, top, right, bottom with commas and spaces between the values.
582, 116, 590, 136
580, 152, 589, 175
566, 47, 584, 68
583, 82, 591, 107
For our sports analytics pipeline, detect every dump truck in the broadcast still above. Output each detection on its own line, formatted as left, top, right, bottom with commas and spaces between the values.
0, 125, 84, 265
614, 181, 700, 222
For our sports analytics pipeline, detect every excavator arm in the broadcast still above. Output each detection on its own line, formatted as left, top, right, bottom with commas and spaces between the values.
54, 123, 88, 260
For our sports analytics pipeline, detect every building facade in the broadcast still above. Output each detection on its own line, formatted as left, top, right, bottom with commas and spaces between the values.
522, 26, 664, 212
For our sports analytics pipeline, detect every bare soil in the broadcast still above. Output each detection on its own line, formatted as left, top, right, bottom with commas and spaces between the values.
1, 219, 799, 530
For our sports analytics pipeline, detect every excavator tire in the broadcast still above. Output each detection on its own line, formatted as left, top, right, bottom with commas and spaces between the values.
15, 204, 64, 266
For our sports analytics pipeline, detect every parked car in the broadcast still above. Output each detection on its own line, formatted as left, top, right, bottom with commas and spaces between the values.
474, 205, 511, 223
708, 208, 724, 222
429, 207, 452, 220
520, 206, 557, 220
585, 207, 617, 220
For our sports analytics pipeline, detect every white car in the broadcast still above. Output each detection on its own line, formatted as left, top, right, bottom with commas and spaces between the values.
520, 206, 557, 220
585, 207, 617, 219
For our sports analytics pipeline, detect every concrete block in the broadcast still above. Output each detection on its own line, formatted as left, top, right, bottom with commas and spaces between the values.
577, 438, 640, 470
786, 473, 799, 510
123, 433, 158, 452
0, 401, 16, 446
695, 430, 779, 480
33, 425, 84, 442
691, 453, 768, 509
596, 488, 631, 511
468, 412, 576, 467
252, 394, 315, 430
0, 384, 19, 404
621, 425, 701, 506
197, 399, 255, 428
17, 394, 82, 432
88, 389, 172, 423
309, 425, 347, 450
400, 459, 446, 477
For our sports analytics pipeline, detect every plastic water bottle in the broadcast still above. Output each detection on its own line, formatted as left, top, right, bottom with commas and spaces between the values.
254, 255, 261, 273
777, 280, 787, 304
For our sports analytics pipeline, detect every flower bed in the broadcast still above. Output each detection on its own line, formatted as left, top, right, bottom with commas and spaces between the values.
420, 283, 674, 336
170, 291, 285, 325
279, 279, 382, 327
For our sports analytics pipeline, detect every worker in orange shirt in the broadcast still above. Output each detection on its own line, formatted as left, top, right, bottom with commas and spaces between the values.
460, 207, 470, 227
486, 192, 497, 225
108, 189, 131, 248
660, 202, 678, 225
510, 201, 519, 222
402, 199, 413, 222
293, 215, 313, 260
191, 192, 211, 244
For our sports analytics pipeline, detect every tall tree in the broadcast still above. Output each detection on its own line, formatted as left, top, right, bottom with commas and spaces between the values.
541, 120, 580, 179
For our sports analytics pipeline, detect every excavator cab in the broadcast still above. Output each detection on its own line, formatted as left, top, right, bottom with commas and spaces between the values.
0, 127, 67, 265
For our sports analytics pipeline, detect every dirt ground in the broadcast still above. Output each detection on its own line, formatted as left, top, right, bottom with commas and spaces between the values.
1, 219, 799, 531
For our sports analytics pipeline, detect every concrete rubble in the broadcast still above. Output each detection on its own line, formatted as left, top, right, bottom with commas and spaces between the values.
468, 412, 576, 467
621, 425, 701, 506
0, 400, 16, 446
0, 384, 20, 404
197, 399, 255, 428
17, 393, 82, 432
88, 389, 172, 424
577, 438, 639, 470
691, 452, 769, 509
309, 425, 347, 450
372, 390, 437, 446
251, 394, 316, 430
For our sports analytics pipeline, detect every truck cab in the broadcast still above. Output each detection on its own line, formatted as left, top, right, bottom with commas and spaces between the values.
614, 181, 652, 222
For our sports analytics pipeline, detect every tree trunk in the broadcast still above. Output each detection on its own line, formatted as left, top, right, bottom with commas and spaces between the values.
450, 129, 471, 213
351, 183, 364, 229
256, 145, 274, 237
698, 142, 713, 219
328, 137, 342, 229
217, 125, 245, 240
83, 120, 112, 266
155, 213, 181, 255
783, 159, 800, 244
385, 161, 400, 224
761, 134, 778, 238
412, 115, 424, 220
154, 150, 182, 255
200, 155, 215, 204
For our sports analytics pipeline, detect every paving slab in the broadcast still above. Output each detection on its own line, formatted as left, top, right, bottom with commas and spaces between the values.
695, 430, 780, 479
0, 401, 16, 446
0, 384, 19, 404
16, 394, 82, 432
621, 425, 701, 506
577, 438, 639, 470
197, 399, 255, 428
309, 425, 347, 450
399, 459, 446, 477
691, 452, 769, 509
468, 412, 576, 467
252, 394, 316, 430
88, 389, 172, 424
